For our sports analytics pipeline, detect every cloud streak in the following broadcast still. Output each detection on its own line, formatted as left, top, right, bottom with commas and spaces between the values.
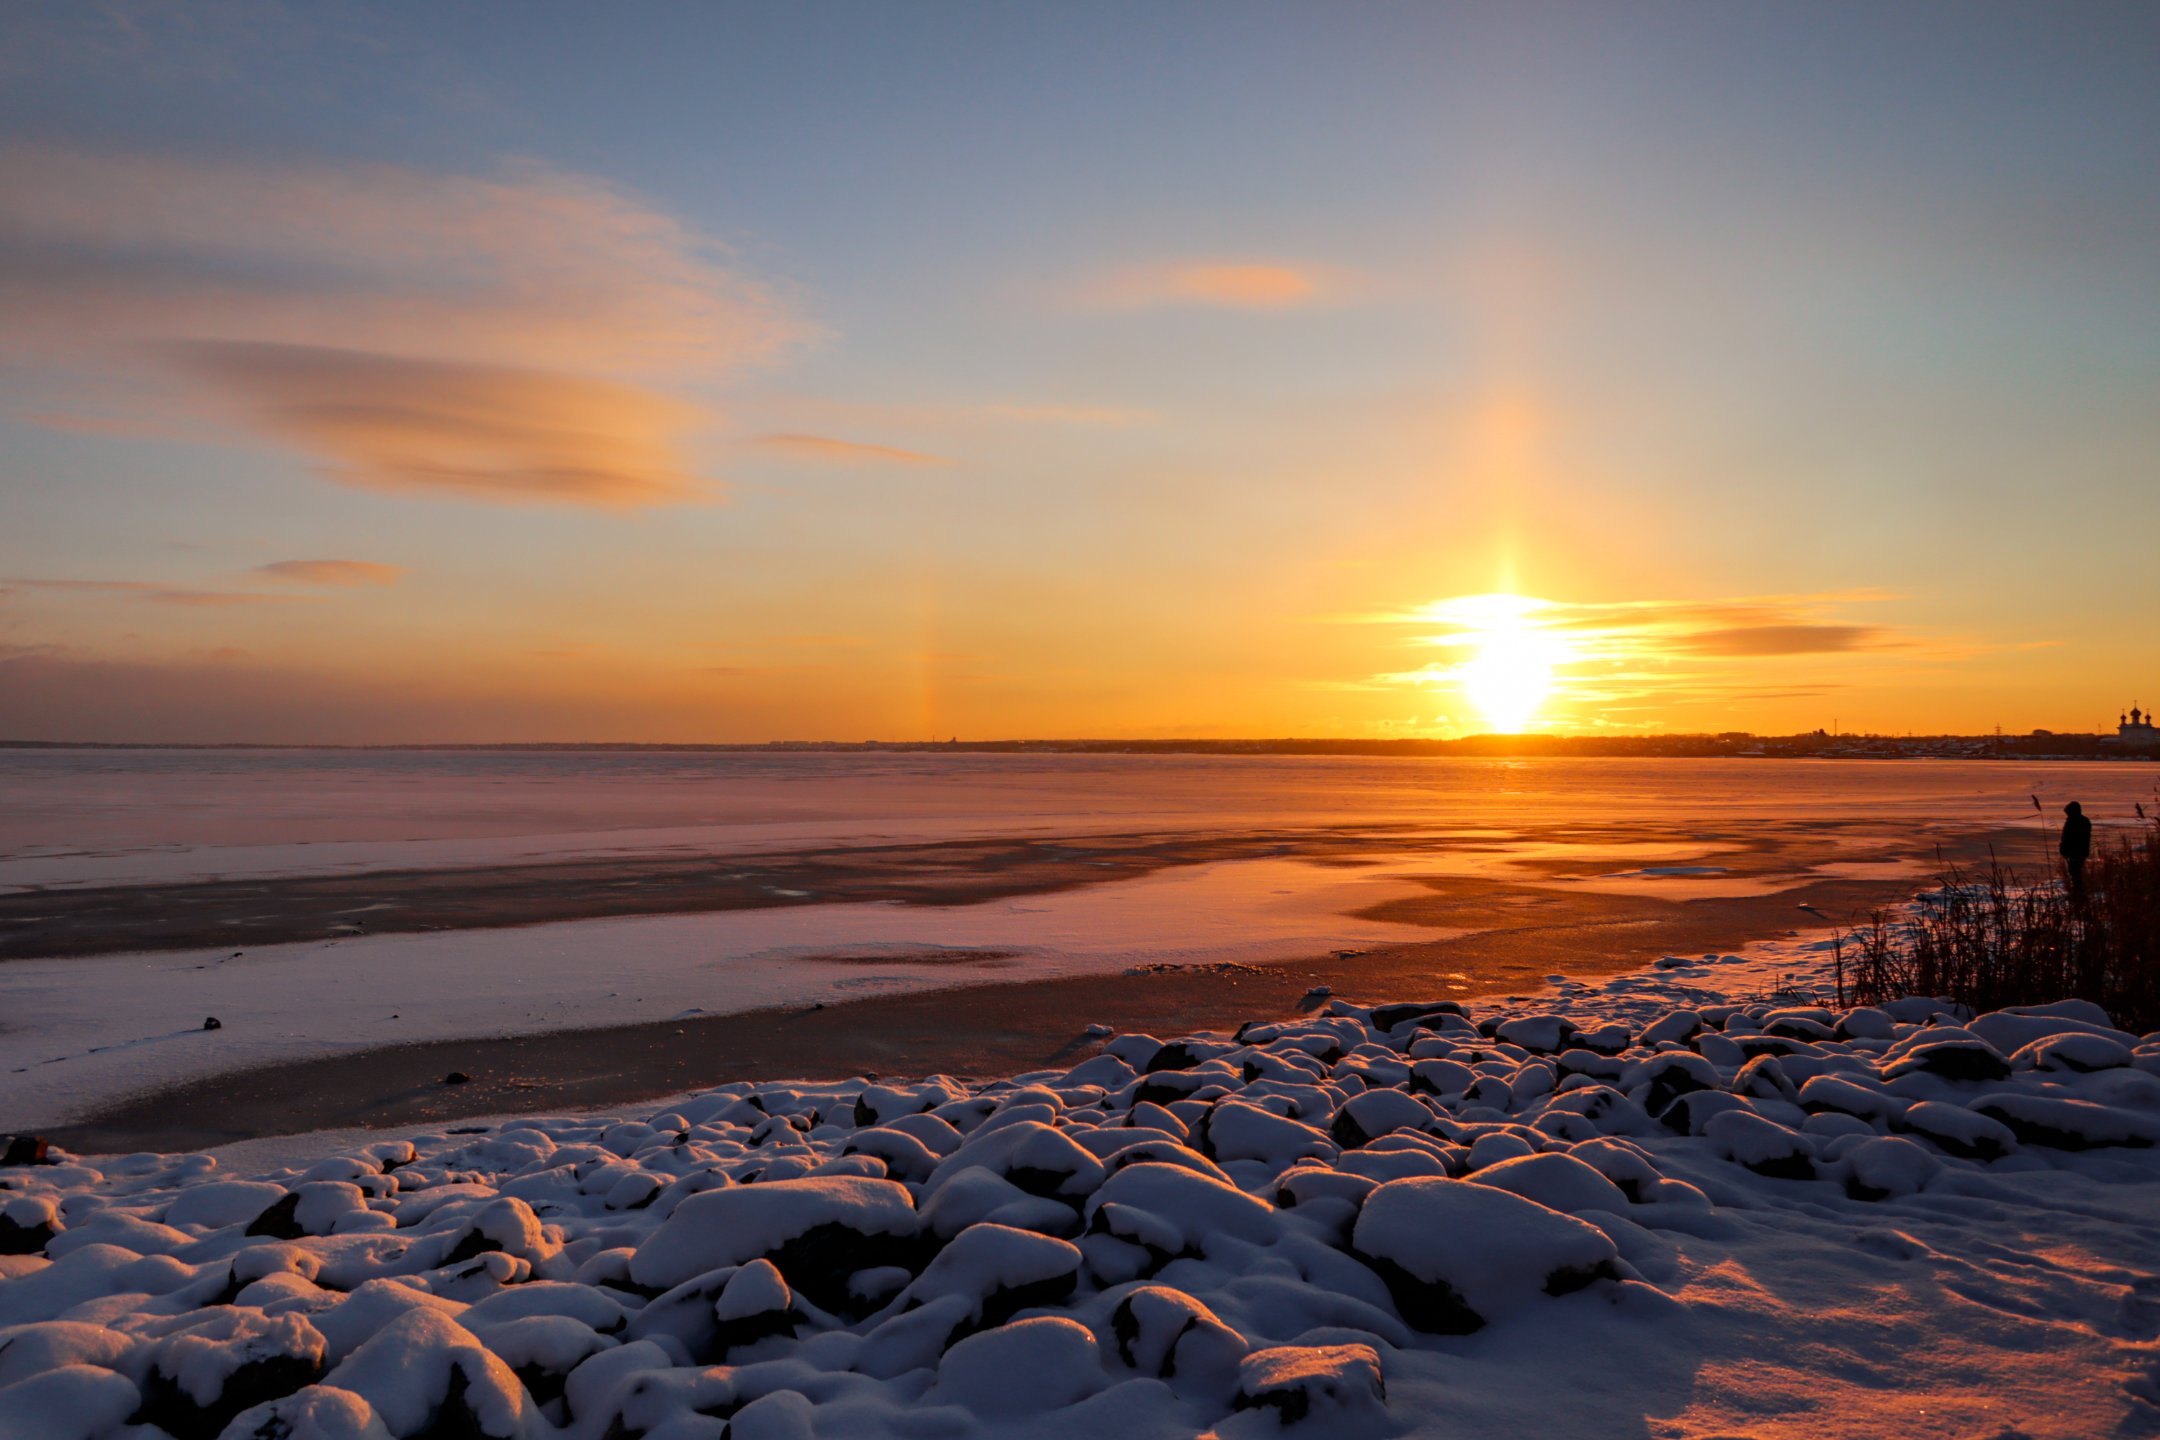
1091, 260, 1332, 310
754, 433, 947, 466
253, 560, 405, 587
1, 577, 302, 607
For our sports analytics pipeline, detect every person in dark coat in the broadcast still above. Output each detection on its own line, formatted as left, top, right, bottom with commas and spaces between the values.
2060, 801, 2093, 897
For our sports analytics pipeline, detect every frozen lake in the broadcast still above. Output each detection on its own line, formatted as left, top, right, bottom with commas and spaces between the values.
3, 750, 2154, 1129
4, 748, 2154, 889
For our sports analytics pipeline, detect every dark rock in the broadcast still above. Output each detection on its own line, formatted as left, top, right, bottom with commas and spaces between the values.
202, 1016, 223, 1031
1884, 1040, 2011, 1084
444, 1071, 472, 1085
1143, 1042, 1208, 1074
1, 1135, 52, 1166
0, 1212, 55, 1255
244, 1192, 305, 1240
1369, 1001, 1467, 1031
132, 1353, 323, 1440
1640, 1053, 1719, 1117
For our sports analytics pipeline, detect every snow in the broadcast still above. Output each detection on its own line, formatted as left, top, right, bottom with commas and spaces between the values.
5, 926, 2160, 1437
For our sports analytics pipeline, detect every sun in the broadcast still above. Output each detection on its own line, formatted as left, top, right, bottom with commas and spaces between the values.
1445, 594, 1563, 733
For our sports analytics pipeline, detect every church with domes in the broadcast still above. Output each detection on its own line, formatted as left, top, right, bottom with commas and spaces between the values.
2108, 705, 2159, 745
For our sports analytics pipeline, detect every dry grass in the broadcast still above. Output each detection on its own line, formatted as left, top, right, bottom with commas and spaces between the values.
1835, 816, 2160, 1034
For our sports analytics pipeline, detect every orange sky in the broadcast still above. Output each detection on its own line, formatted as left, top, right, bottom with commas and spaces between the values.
2, 6, 2156, 742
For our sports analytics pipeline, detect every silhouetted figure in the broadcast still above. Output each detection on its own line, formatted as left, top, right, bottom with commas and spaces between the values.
2060, 801, 2093, 897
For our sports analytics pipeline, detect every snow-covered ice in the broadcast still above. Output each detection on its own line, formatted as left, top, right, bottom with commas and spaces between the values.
4, 931, 2159, 1439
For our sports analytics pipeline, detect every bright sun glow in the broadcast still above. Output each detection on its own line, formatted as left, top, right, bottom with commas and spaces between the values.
1440, 594, 1566, 733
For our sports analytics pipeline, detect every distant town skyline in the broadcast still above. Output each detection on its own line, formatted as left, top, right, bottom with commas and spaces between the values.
2, 3, 2157, 743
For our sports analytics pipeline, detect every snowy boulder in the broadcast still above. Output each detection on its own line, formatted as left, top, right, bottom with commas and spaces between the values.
920, 1168, 1074, 1240
1572, 1023, 1633, 1056
1542, 1086, 1660, 1137
1469, 1152, 1631, 1215
1407, 1059, 1477, 1098
1562, 1139, 1665, 1205
1638, 1010, 1702, 1048
0, 1365, 143, 1440
0, 1197, 58, 1257
1798, 1074, 1905, 1124
726, 1388, 818, 1440
0, 1322, 137, 1389
924, 1121, 1106, 1202
929, 1315, 1104, 1416
841, 1127, 942, 1184
1493, 1015, 1575, 1054
133, 1309, 326, 1440
1835, 1007, 1897, 1040
218, 1384, 394, 1440
1704, 1111, 1818, 1181
1144, 1040, 1234, 1074
1891, 1101, 2018, 1161
1836, 1136, 1942, 1201
1636, 1052, 1720, 1117
1732, 1055, 1801, 1105
711, 1259, 798, 1355
1968, 1006, 2137, 1056
1086, 1162, 1280, 1255
320, 1308, 537, 1439
1971, 1094, 2160, 1151
1107, 1285, 1247, 1391
1230, 1344, 1386, 1428
1762, 1011, 1838, 1042
628, 1177, 921, 1311
854, 1084, 935, 1126
1276, 1166, 1381, 1211
2014, 1032, 2135, 1074
898, 1223, 1081, 1332
1329, 1089, 1434, 1149
1657, 1090, 1756, 1137
1882, 1037, 2011, 1084
44, 1210, 193, 1260
1351, 1177, 1620, 1333
162, 1180, 289, 1232
1199, 1100, 1336, 1169
1368, 1001, 1468, 1031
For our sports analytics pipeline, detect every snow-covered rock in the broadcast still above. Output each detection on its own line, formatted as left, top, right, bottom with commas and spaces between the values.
1351, 1178, 1620, 1332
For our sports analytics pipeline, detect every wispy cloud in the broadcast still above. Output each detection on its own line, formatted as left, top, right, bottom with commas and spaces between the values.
253, 559, 405, 587
1668, 624, 1893, 657
1090, 260, 1335, 310
1, 577, 303, 607
754, 433, 947, 466
0, 143, 807, 506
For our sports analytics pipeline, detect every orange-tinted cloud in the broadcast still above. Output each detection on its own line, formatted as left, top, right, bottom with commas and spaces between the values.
1093, 261, 1330, 310
755, 433, 947, 466
1671, 624, 1895, 656
1363, 591, 1936, 728
0, 143, 804, 506
171, 343, 707, 507
253, 559, 406, 587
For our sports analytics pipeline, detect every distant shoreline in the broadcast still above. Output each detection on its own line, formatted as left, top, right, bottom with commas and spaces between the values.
1, 735, 2154, 760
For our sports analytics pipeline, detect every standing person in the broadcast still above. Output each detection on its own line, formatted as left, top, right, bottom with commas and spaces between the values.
2060, 801, 2093, 897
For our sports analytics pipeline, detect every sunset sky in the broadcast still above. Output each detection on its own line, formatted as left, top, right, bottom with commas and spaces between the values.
2, 2, 2156, 743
